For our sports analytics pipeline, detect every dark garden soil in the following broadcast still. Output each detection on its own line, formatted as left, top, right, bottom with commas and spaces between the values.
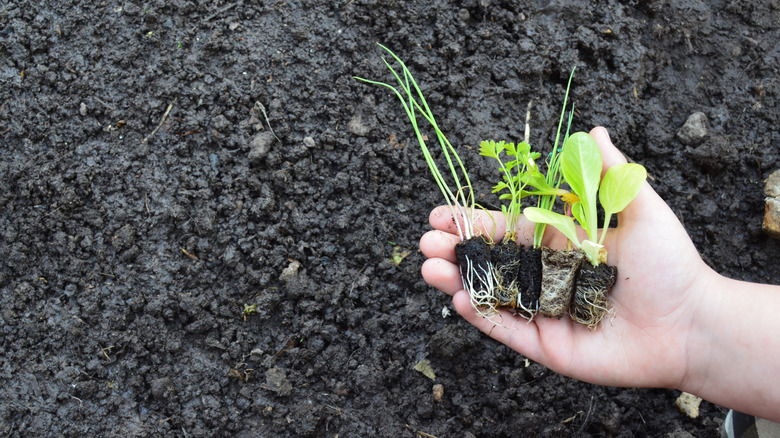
2, 1, 779, 436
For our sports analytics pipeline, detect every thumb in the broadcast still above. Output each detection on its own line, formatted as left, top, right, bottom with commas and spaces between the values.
589, 126, 667, 223
590, 126, 627, 174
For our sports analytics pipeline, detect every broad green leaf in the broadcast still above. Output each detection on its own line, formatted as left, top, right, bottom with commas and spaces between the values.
523, 207, 580, 248
561, 132, 602, 241
598, 162, 647, 244
519, 169, 556, 192
599, 163, 647, 215
521, 188, 568, 197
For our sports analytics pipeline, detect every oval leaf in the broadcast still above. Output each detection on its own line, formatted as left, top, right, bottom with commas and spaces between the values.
560, 132, 602, 240
599, 163, 647, 215
523, 207, 580, 248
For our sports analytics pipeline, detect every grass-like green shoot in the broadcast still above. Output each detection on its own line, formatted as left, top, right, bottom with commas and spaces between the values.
530, 68, 577, 249
354, 44, 476, 241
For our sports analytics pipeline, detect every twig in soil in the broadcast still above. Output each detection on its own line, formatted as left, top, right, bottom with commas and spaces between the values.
145, 192, 151, 215
143, 97, 178, 144
323, 403, 343, 415
94, 97, 116, 112
574, 396, 595, 437
404, 424, 438, 438
99, 345, 114, 361
204, 2, 237, 22
255, 101, 282, 143
273, 335, 297, 360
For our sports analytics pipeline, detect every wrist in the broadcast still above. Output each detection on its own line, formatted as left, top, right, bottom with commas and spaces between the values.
676, 266, 724, 394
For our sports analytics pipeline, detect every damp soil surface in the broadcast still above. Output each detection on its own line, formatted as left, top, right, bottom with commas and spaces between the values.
2, 1, 779, 436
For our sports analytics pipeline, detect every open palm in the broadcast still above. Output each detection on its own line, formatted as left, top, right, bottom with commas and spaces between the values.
419, 127, 714, 390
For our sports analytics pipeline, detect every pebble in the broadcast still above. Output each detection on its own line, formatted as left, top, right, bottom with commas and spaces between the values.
347, 114, 373, 136
764, 169, 780, 239
764, 169, 780, 198
675, 392, 702, 418
677, 112, 709, 145
280, 260, 302, 281
432, 383, 444, 402
248, 131, 275, 161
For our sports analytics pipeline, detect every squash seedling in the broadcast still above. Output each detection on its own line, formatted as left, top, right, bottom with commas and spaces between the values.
524, 132, 647, 328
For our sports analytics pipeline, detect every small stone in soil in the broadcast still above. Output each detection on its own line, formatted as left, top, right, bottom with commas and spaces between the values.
677, 112, 709, 145
264, 367, 293, 396
432, 383, 444, 402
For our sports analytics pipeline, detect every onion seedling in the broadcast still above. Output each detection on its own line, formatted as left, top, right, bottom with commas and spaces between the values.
355, 45, 502, 318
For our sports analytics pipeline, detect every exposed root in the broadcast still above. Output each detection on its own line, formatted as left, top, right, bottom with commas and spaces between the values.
538, 248, 584, 318
570, 264, 617, 330
461, 255, 500, 319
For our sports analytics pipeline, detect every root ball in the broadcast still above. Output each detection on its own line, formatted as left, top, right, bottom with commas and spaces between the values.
539, 248, 585, 318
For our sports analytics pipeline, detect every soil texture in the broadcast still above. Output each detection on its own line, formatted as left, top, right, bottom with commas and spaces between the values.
2, 0, 780, 436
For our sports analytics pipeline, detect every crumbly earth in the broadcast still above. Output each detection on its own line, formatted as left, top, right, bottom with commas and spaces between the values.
1, 1, 779, 436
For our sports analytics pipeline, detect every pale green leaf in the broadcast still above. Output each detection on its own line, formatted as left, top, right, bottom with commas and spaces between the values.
523, 207, 580, 247
479, 140, 498, 159
598, 162, 647, 244
599, 163, 647, 215
561, 132, 602, 241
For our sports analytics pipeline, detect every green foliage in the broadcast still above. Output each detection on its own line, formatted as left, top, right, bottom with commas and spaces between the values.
355, 44, 477, 240
523, 207, 579, 246
532, 68, 577, 248
524, 131, 648, 266
479, 140, 540, 240
598, 163, 647, 244
560, 132, 602, 242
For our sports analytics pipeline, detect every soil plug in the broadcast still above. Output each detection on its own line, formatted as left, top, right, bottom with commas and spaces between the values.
455, 237, 499, 315
570, 264, 617, 329
539, 248, 585, 318
491, 241, 523, 308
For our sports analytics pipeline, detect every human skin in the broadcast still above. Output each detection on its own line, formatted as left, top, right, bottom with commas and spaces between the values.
419, 127, 780, 422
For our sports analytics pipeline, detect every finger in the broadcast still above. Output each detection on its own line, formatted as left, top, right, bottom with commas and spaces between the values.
590, 126, 628, 175
419, 230, 460, 263
421, 258, 463, 296
429, 206, 506, 242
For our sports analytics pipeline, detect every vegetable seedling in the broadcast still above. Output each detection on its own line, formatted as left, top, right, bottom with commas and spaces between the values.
355, 45, 502, 318
524, 132, 647, 266
524, 131, 647, 327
